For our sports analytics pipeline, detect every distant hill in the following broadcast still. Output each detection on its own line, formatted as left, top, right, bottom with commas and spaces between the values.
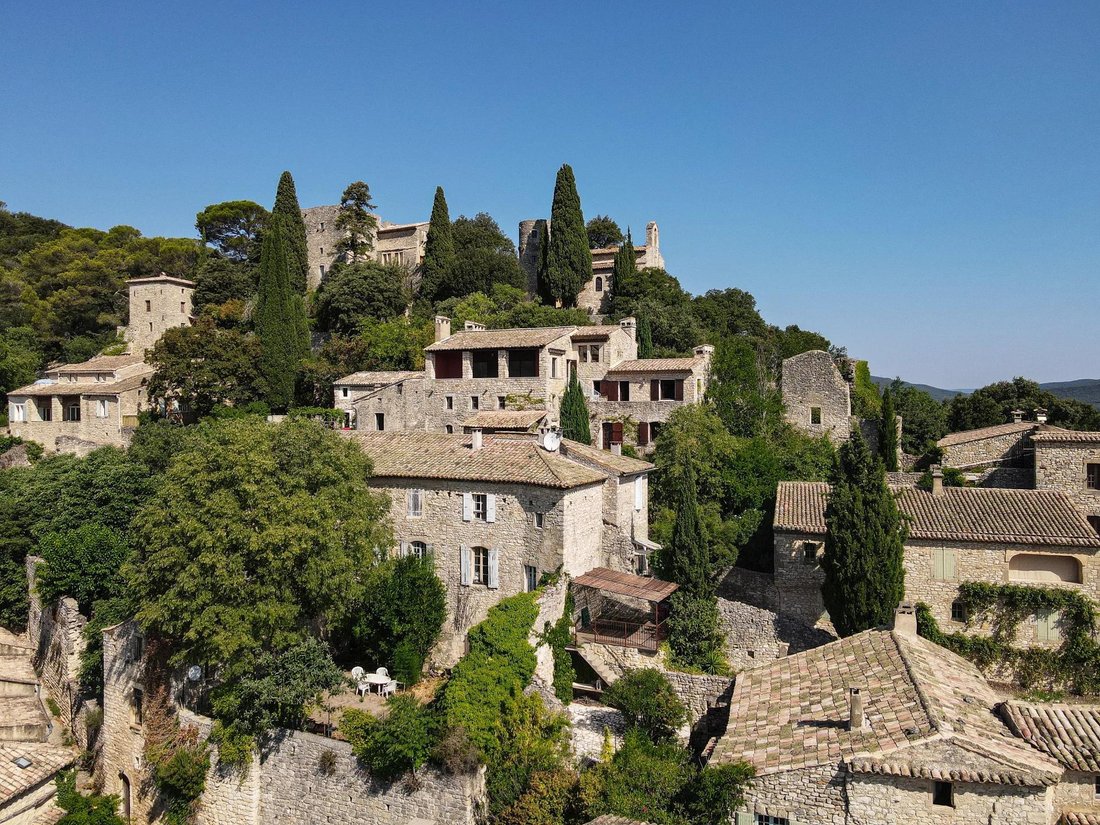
872, 376, 1100, 409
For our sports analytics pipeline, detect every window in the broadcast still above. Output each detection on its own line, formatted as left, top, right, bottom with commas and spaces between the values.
473, 547, 490, 584
410, 541, 428, 560
619, 381, 630, 401
951, 600, 968, 623
579, 347, 588, 363
594, 276, 604, 293
130, 688, 144, 728
445, 424, 454, 434
435, 352, 463, 379
472, 350, 499, 378
10, 403, 25, 423
649, 421, 662, 442
148, 322, 153, 332
551, 357, 559, 379
524, 565, 539, 592
1037, 609, 1062, 643
751, 815, 789, 825
660, 379, 676, 399
1094, 775, 1100, 799
446, 395, 454, 410
932, 548, 957, 581
320, 247, 323, 254
535, 512, 545, 529
810, 406, 822, 425
65, 403, 81, 422
472, 493, 487, 521
36, 401, 51, 422
375, 413, 385, 431
1089, 516, 1100, 536
802, 541, 820, 565
651, 379, 683, 401
498, 396, 507, 410
96, 399, 109, 418
507, 348, 539, 378
634, 550, 650, 577
589, 345, 600, 362
407, 489, 423, 517
319, 221, 325, 231
145, 300, 151, 312
1088, 463, 1100, 491
932, 780, 953, 807
180, 302, 185, 313
320, 265, 326, 280
341, 387, 349, 398
470, 396, 479, 410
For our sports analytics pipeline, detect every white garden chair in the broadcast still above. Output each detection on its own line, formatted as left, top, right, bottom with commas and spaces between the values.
351, 666, 365, 680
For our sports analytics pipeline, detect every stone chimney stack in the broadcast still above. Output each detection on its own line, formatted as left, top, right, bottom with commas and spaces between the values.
894, 601, 918, 637
619, 316, 637, 342
1035, 407, 1048, 424
930, 465, 945, 497
434, 316, 451, 343
848, 687, 864, 731
611, 442, 622, 456
1011, 409, 1024, 424
464, 320, 486, 332
471, 428, 483, 452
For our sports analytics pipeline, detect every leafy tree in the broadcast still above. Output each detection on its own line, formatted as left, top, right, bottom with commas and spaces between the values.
334, 181, 378, 261
0, 202, 68, 270
536, 219, 550, 299
769, 324, 834, 367
419, 186, 456, 302
888, 379, 948, 455
428, 213, 526, 301
147, 318, 264, 418
946, 377, 1100, 433
497, 768, 578, 825
486, 693, 573, 818
125, 419, 391, 680
666, 590, 725, 674
679, 762, 756, 825
637, 314, 653, 359
560, 374, 592, 444
707, 336, 783, 439
272, 171, 309, 293
585, 215, 623, 249
191, 255, 255, 316
194, 200, 268, 262
603, 668, 687, 741
544, 164, 591, 307
691, 288, 768, 341
35, 525, 129, 612
314, 261, 408, 334
0, 326, 42, 402
341, 695, 436, 779
55, 769, 125, 825
879, 386, 899, 471
851, 360, 881, 418
821, 431, 907, 636
254, 214, 309, 411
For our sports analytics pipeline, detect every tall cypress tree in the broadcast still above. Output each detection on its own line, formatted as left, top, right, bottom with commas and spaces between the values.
610, 228, 637, 304
536, 219, 552, 304
560, 374, 592, 445
255, 213, 309, 412
668, 456, 711, 597
273, 171, 309, 294
879, 386, 900, 472
637, 315, 654, 359
419, 186, 455, 302
821, 431, 907, 636
545, 164, 591, 307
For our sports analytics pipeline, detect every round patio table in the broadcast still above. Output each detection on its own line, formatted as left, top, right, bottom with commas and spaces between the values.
360, 673, 390, 694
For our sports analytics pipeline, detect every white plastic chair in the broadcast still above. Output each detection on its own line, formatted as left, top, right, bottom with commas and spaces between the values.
351, 666, 365, 680
375, 667, 389, 679
381, 680, 397, 698
356, 680, 370, 697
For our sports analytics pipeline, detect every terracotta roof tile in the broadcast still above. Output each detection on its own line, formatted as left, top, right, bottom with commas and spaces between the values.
425, 326, 576, 352
336, 371, 422, 386
559, 440, 654, 476
1000, 701, 1100, 772
573, 567, 678, 602
462, 410, 547, 431
937, 421, 1034, 448
570, 326, 621, 341
1064, 811, 1100, 825
604, 358, 700, 375
0, 742, 76, 803
50, 353, 146, 373
1032, 427, 1100, 443
9, 367, 152, 398
775, 481, 1100, 547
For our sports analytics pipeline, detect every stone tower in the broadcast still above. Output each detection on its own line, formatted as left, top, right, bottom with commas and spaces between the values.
125, 274, 194, 357
518, 219, 546, 296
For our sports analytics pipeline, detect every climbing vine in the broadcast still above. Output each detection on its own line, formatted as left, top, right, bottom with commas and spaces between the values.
916, 581, 1100, 694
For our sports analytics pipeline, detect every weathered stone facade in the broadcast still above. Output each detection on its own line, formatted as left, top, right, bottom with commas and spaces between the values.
301, 205, 428, 291
846, 772, 1054, 825
1034, 433, 1100, 522
780, 349, 852, 442
25, 557, 86, 730
938, 421, 1035, 470
124, 274, 193, 358
717, 597, 835, 672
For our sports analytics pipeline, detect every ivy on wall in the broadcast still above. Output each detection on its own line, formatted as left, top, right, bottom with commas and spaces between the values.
916, 581, 1100, 695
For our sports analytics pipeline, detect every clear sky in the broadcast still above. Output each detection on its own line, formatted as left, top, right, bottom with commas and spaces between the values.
2, 1, 1097, 388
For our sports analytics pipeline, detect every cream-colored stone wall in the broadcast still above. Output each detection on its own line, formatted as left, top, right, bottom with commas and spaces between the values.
301, 206, 428, 291
1053, 771, 1100, 815
781, 350, 852, 442
942, 430, 1032, 470
847, 772, 1053, 825
98, 621, 153, 823
126, 280, 192, 358
739, 764, 847, 824
25, 558, 86, 728
1035, 441, 1100, 521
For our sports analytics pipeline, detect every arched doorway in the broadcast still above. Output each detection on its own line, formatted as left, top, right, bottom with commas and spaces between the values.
119, 773, 131, 820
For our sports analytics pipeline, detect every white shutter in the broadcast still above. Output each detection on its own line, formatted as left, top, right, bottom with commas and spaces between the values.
932, 548, 944, 580
634, 477, 643, 511
399, 541, 408, 558
486, 494, 497, 523
425, 543, 434, 558
460, 546, 471, 586
462, 493, 473, 522
487, 549, 499, 589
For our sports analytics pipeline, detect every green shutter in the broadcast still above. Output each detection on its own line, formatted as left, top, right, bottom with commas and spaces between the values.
932, 548, 944, 580
944, 549, 957, 581
734, 813, 754, 825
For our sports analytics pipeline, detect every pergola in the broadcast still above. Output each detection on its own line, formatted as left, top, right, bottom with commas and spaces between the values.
571, 567, 679, 652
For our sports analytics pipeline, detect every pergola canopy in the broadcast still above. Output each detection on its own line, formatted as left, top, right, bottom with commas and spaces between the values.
572, 567, 678, 603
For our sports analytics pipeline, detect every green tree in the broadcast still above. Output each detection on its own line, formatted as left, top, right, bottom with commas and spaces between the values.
314, 261, 408, 334
585, 215, 623, 249
194, 200, 268, 262
559, 374, 592, 445
821, 431, 907, 636
254, 214, 309, 411
35, 525, 130, 612
125, 419, 392, 680
888, 380, 948, 455
666, 456, 709, 596
945, 377, 1100, 433
691, 288, 768, 341
536, 219, 551, 300
879, 386, 899, 471
334, 181, 378, 262
707, 337, 783, 439
272, 172, 309, 293
341, 695, 436, 780
419, 186, 456, 302
603, 668, 687, 742
544, 164, 591, 307
191, 256, 255, 315
55, 769, 125, 825
432, 213, 526, 301
610, 230, 636, 303
851, 360, 881, 418
0, 326, 42, 402
636, 315, 653, 359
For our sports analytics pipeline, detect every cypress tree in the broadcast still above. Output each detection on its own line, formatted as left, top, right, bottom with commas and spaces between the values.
879, 386, 900, 472
273, 171, 309, 294
420, 186, 455, 303
637, 315, 654, 359
560, 374, 592, 445
821, 431, 907, 636
536, 219, 552, 304
545, 164, 591, 307
611, 228, 637, 303
667, 456, 711, 597
255, 213, 309, 412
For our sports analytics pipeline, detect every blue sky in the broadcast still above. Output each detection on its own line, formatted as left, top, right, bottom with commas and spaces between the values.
2, 1, 1097, 388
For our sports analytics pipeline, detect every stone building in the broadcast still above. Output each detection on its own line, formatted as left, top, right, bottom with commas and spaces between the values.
343, 429, 655, 665
772, 478, 1100, 641
711, 606, 1068, 825
937, 418, 1037, 470
301, 205, 428, 290
6, 274, 192, 454
1033, 428, 1100, 529
780, 350, 852, 443
334, 370, 423, 428
517, 220, 664, 314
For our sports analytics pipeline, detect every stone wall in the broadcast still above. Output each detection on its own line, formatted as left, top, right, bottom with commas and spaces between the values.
738, 763, 847, 825
717, 597, 834, 672
98, 620, 152, 823
25, 557, 86, 727
301, 205, 342, 290
529, 581, 569, 699
976, 466, 1035, 489
718, 566, 780, 612
1035, 440, 1100, 521
772, 532, 828, 625
1053, 770, 1100, 816
126, 279, 192, 358
941, 429, 1032, 470
780, 350, 851, 443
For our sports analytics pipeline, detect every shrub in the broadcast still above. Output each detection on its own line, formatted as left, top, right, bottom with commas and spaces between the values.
433, 725, 481, 775
666, 591, 727, 674
318, 750, 337, 775
496, 768, 578, 825
392, 640, 423, 687
340, 695, 436, 780
603, 668, 687, 742
55, 769, 125, 825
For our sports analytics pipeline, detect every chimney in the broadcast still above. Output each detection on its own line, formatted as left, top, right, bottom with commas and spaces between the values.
930, 465, 944, 497
464, 320, 486, 332
848, 687, 864, 731
471, 428, 483, 452
611, 442, 622, 456
434, 316, 451, 343
777, 642, 789, 658
1011, 409, 1024, 424
894, 601, 918, 637
693, 345, 715, 365
619, 316, 637, 342
1035, 407, 1048, 424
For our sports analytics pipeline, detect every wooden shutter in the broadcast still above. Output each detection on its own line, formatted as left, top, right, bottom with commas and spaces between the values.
1037, 610, 1061, 642
932, 548, 944, 580
944, 549, 957, 580
460, 546, 471, 586
650, 379, 659, 401
611, 421, 623, 443
462, 492, 473, 522
488, 549, 499, 589
674, 379, 684, 401
637, 422, 649, 445
486, 494, 497, 523
604, 380, 619, 401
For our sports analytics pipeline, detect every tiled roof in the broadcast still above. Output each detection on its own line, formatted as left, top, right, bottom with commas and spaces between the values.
126, 272, 195, 287
9, 367, 152, 398
0, 742, 76, 803
585, 817, 654, 825
604, 358, 700, 375
1064, 811, 1100, 825
570, 326, 621, 341
559, 440, 654, 476
573, 567, 678, 602
1032, 427, 1100, 443
774, 481, 1100, 547
50, 353, 146, 373
937, 421, 1034, 448
335, 370, 422, 386
462, 410, 547, 431
1000, 701, 1100, 772
425, 326, 576, 352
344, 431, 608, 489
709, 629, 1062, 786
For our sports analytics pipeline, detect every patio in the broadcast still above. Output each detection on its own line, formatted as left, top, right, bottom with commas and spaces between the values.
572, 567, 678, 652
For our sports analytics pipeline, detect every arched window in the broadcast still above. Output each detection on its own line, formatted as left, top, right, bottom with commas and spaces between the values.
410, 541, 428, 560
473, 547, 489, 584
594, 276, 604, 293
1009, 553, 1081, 584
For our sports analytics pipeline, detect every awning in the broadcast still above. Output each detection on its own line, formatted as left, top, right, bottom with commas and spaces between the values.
573, 567, 678, 603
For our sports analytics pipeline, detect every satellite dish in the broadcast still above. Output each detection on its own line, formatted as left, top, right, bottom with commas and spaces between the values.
186, 665, 202, 682
541, 430, 561, 452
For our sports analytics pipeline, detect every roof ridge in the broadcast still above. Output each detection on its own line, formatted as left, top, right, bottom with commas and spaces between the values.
890, 632, 946, 735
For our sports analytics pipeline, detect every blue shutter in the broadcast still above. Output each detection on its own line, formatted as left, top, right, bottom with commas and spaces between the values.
462, 493, 473, 522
